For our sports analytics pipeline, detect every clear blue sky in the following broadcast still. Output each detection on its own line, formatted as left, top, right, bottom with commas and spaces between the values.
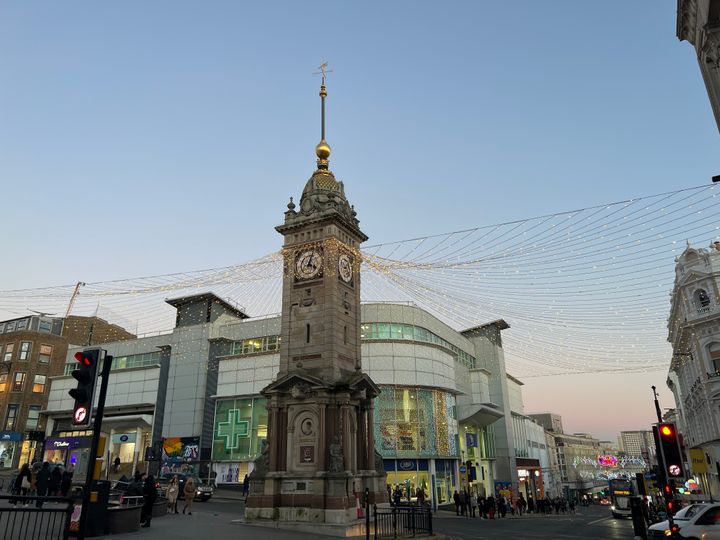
1, 1, 718, 439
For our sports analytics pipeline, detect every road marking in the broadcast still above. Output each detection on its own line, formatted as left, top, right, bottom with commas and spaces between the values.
587, 516, 611, 525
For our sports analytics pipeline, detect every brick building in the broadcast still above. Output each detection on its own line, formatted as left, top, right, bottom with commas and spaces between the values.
0, 314, 134, 469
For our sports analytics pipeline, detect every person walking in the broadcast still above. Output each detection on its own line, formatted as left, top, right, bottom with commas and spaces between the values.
167, 476, 179, 514
60, 468, 73, 497
453, 490, 461, 516
416, 487, 426, 507
140, 474, 158, 527
242, 473, 249, 498
113, 456, 121, 473
12, 463, 32, 506
182, 476, 196, 515
470, 492, 478, 517
35, 462, 50, 508
49, 465, 62, 496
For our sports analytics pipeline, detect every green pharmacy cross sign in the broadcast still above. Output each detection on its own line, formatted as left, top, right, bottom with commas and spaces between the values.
216, 409, 250, 450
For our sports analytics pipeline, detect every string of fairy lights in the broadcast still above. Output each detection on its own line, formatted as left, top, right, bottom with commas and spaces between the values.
0, 184, 717, 376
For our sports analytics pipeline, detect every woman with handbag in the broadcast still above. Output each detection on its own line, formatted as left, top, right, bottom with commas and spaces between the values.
13, 463, 32, 506
166, 476, 179, 514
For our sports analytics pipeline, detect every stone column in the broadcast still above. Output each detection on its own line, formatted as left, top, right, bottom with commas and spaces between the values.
367, 401, 376, 468
357, 406, 367, 470
319, 401, 328, 470
268, 405, 279, 472
277, 407, 287, 472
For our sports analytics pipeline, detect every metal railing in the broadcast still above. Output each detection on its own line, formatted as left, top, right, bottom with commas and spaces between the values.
367, 504, 433, 539
0, 494, 73, 540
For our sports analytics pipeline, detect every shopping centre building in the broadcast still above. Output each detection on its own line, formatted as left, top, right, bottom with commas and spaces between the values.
44, 293, 542, 501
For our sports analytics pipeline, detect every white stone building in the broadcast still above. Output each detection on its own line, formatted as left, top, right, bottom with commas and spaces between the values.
677, 0, 720, 132
666, 241, 720, 497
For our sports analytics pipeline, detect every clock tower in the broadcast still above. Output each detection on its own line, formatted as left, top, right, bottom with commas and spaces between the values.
244, 71, 386, 532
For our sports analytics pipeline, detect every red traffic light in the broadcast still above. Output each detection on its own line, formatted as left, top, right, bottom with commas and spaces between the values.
74, 351, 93, 366
660, 425, 673, 437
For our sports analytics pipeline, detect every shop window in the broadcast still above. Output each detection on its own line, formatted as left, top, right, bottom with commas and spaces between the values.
26, 406, 40, 430
32, 374, 46, 393
38, 344, 53, 363
0, 373, 6, 392
19, 342, 31, 361
4, 404, 19, 430
12, 372, 26, 392
4, 343, 14, 362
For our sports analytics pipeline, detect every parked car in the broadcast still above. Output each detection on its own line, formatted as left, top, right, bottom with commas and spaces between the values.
648, 503, 720, 539
160, 473, 213, 502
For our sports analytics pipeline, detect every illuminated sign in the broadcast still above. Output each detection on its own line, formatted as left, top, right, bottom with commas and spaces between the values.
597, 454, 619, 467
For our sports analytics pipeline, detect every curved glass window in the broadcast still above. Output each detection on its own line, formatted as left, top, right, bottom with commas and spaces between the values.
375, 386, 458, 458
361, 323, 476, 369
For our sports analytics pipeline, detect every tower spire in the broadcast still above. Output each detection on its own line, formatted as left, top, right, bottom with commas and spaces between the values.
314, 62, 332, 170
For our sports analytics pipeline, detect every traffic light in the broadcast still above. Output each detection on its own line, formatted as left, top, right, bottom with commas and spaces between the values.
68, 348, 102, 426
656, 422, 686, 480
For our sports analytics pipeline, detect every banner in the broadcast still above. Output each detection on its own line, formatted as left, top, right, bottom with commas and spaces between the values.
162, 437, 200, 463
690, 448, 709, 474
466, 433, 478, 448
494, 481, 513, 499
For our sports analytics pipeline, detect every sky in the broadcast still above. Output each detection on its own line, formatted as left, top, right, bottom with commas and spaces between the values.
1, 1, 718, 441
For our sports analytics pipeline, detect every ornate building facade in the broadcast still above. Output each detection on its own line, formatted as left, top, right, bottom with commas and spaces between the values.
667, 241, 720, 497
677, 0, 720, 132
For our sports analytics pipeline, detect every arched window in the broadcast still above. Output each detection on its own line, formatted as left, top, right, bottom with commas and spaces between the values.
709, 343, 720, 374
694, 289, 711, 308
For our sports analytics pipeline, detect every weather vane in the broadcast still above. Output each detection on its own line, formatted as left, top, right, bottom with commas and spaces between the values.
313, 61, 333, 85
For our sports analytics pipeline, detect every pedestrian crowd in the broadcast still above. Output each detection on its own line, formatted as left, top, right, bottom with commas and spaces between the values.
8, 461, 74, 507
450, 490, 577, 518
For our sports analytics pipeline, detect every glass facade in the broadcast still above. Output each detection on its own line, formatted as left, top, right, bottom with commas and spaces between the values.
361, 323, 476, 368
212, 397, 268, 462
375, 386, 458, 458
231, 336, 279, 356
64, 351, 161, 375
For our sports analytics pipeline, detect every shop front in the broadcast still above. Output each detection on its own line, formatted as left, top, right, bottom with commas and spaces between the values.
0, 431, 22, 469
44, 436, 93, 476
517, 458, 544, 501
210, 397, 268, 485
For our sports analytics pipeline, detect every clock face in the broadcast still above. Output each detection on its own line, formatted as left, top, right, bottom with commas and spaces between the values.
295, 249, 323, 280
338, 253, 353, 283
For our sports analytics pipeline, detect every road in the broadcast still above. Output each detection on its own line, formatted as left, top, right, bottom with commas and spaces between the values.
433, 504, 636, 539
114, 498, 636, 539
0, 495, 639, 539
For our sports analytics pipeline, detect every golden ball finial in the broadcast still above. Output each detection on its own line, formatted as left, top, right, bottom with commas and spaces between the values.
316, 139, 331, 160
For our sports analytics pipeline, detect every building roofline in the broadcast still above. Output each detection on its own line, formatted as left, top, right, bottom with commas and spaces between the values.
165, 292, 249, 319
460, 319, 510, 335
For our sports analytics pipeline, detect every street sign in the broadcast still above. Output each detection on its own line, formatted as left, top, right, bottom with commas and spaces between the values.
459, 466, 467, 474
644, 472, 656, 480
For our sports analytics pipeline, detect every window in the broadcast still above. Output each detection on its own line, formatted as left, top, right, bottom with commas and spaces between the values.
38, 319, 52, 333
3, 343, 14, 362
38, 344, 52, 363
32, 374, 46, 393
4, 404, 19, 430
710, 343, 720, 374
695, 289, 711, 308
12, 372, 26, 392
15, 319, 28, 331
19, 342, 31, 361
26, 406, 41, 430
0, 373, 6, 392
